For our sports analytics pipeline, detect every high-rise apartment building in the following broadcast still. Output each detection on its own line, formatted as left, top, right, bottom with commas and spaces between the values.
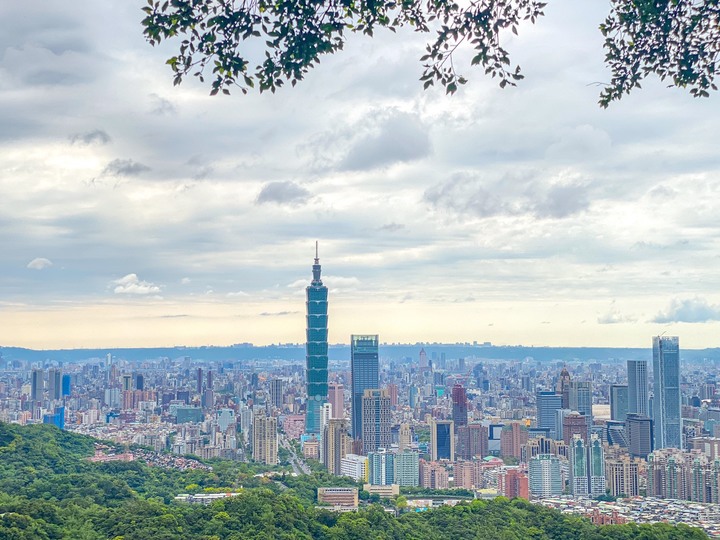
456, 423, 488, 459
430, 418, 455, 461
451, 384, 468, 427
368, 449, 395, 485
305, 244, 329, 435
653, 336, 681, 449
324, 418, 352, 475
351, 335, 379, 439
610, 385, 628, 421
394, 449, 420, 487
627, 359, 648, 416
569, 435, 589, 496
529, 454, 563, 498
252, 410, 278, 465
606, 455, 639, 497
588, 435, 606, 496
500, 422, 529, 460
563, 411, 589, 446
328, 383, 344, 419
361, 388, 391, 454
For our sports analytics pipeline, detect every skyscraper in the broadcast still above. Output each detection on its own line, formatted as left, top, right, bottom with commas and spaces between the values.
328, 383, 344, 419
610, 384, 628, 421
569, 435, 589, 496
588, 434, 606, 497
47, 368, 61, 401
626, 413, 654, 458
361, 388, 391, 454
324, 418, 352, 475
451, 384, 468, 427
270, 379, 284, 410
653, 336, 681, 449
31, 369, 44, 402
430, 418, 455, 461
252, 410, 278, 465
569, 380, 592, 417
627, 359, 648, 416
536, 391, 563, 439
351, 334, 379, 439
305, 243, 329, 435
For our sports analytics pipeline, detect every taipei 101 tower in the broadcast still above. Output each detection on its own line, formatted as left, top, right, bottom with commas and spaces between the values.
305, 242, 329, 435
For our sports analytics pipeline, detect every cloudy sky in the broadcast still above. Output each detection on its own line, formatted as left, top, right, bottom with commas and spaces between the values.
1, 1, 720, 349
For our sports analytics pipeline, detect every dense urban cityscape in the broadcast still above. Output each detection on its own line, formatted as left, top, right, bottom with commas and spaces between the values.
3, 251, 720, 536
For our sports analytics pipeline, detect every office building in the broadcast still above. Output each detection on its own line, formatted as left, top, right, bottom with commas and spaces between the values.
341, 454, 368, 482
536, 391, 563, 439
351, 334, 379, 439
569, 381, 592, 418
317, 487, 358, 508
626, 413, 654, 458
555, 408, 572, 442
305, 244, 329, 435
361, 388, 391, 454
324, 418, 352, 475
627, 359, 648, 416
556, 367, 572, 409
610, 385, 628, 421
451, 384, 468, 427
328, 383, 344, 419
653, 336, 681, 449
61, 374, 71, 397
529, 454, 563, 498
252, 410, 278, 465
430, 418, 454, 461
31, 369, 44, 402
270, 379, 284, 410
47, 368, 61, 401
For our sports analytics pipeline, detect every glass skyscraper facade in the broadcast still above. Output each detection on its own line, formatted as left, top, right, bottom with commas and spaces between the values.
627, 359, 648, 416
305, 246, 329, 435
351, 334, 379, 439
653, 336, 681, 449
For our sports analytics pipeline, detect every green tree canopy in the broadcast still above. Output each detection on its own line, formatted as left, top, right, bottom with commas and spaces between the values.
142, 0, 720, 105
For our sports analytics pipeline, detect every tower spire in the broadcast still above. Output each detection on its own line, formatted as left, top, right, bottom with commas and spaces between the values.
311, 241, 322, 285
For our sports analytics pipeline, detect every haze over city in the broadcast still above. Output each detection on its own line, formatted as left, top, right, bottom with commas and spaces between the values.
2, 1, 720, 350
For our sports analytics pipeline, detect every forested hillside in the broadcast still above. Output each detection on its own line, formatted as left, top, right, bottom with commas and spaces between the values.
0, 423, 707, 540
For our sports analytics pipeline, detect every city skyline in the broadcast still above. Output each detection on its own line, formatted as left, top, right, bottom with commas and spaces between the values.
3, 2, 720, 349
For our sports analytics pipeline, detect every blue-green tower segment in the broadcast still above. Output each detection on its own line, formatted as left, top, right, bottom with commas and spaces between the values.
305, 242, 329, 434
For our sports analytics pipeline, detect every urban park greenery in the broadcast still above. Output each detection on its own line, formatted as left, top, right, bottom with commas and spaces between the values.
0, 422, 709, 539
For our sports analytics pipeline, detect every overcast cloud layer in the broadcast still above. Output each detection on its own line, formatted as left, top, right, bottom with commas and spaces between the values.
1, 1, 719, 349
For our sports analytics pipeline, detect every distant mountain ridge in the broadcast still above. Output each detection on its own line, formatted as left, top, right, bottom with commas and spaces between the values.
2, 344, 720, 365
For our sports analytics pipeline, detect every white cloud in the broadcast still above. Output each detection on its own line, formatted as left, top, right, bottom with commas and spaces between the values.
652, 297, 720, 323
112, 274, 161, 295
26, 257, 53, 270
